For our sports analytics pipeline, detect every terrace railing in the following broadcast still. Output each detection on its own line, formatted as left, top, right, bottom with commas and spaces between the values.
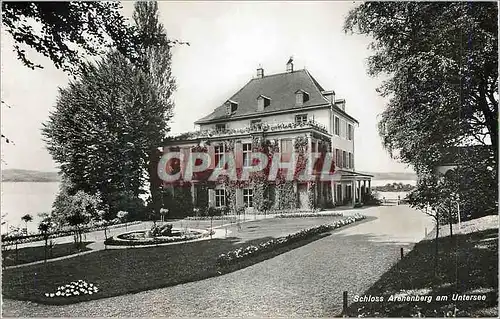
167, 120, 329, 142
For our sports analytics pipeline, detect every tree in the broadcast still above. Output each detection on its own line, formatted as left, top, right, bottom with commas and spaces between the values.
2, 2, 136, 73
38, 216, 54, 264
21, 213, 33, 233
52, 186, 101, 249
344, 2, 498, 171
132, 1, 176, 219
42, 52, 155, 216
408, 173, 444, 275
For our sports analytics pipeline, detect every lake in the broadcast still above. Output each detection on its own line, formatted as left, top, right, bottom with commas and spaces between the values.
1, 182, 60, 234
0, 179, 417, 233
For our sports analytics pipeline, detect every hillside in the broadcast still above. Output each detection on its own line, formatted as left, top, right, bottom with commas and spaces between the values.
360, 171, 417, 180
1, 169, 61, 182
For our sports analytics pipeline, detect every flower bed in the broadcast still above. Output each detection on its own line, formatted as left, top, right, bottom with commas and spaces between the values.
2, 221, 143, 246
275, 212, 343, 218
104, 228, 215, 246
44, 280, 99, 298
185, 216, 237, 221
217, 214, 365, 266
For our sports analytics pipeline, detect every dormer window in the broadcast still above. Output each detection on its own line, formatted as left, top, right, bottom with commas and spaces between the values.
295, 89, 310, 106
225, 100, 238, 115
257, 95, 271, 112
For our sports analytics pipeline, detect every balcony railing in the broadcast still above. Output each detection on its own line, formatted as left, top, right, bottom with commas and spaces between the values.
168, 120, 329, 142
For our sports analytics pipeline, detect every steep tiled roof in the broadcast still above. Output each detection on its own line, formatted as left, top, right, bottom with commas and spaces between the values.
195, 69, 331, 124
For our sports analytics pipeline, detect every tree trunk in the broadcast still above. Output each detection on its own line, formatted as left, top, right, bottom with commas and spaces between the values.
434, 217, 439, 277
44, 237, 48, 263
448, 207, 453, 238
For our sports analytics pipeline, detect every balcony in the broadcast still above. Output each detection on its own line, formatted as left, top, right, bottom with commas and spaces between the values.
167, 120, 329, 142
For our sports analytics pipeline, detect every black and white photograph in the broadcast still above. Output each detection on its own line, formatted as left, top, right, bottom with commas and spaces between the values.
1, 1, 498, 317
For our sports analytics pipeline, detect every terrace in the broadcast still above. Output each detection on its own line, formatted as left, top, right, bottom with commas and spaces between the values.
166, 120, 330, 143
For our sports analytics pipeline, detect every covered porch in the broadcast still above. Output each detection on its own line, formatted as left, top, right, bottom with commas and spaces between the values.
331, 170, 373, 208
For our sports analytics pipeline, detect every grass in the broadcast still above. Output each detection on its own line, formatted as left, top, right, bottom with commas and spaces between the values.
2, 242, 93, 267
2, 215, 366, 305
344, 227, 498, 317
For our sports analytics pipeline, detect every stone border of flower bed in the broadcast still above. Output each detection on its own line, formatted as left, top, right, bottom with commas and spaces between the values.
185, 216, 237, 221
275, 212, 343, 218
104, 228, 214, 246
216, 214, 365, 266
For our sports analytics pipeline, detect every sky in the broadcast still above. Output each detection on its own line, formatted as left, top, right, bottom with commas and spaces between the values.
1, 1, 414, 174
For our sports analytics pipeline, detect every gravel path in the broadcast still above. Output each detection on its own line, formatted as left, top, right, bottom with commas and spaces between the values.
2, 205, 434, 317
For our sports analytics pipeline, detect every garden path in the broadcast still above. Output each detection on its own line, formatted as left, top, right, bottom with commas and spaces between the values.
3, 205, 434, 317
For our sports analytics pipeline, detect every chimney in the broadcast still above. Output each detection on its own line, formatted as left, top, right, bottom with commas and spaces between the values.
322, 90, 335, 104
286, 56, 294, 73
256, 66, 264, 78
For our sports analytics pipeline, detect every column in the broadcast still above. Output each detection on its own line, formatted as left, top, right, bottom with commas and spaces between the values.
368, 180, 371, 193
351, 180, 356, 207
191, 183, 196, 206
331, 181, 336, 206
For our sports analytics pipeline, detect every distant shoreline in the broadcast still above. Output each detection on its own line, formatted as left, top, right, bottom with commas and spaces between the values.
1, 169, 60, 183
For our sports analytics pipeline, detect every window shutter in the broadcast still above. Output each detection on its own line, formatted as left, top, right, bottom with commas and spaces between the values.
208, 145, 215, 169
235, 142, 243, 169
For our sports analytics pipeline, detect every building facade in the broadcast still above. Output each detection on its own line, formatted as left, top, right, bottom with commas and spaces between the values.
163, 60, 372, 211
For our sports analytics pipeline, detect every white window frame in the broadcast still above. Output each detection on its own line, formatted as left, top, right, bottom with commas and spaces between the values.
215, 123, 226, 132
242, 143, 252, 167
243, 188, 253, 207
295, 114, 308, 124
280, 139, 293, 161
215, 144, 225, 168
215, 189, 226, 207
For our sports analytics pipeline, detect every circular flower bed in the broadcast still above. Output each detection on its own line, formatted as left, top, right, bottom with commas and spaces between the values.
104, 228, 213, 246
45, 280, 98, 298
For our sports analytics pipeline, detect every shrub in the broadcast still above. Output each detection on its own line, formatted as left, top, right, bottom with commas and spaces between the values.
162, 188, 194, 218
363, 192, 381, 206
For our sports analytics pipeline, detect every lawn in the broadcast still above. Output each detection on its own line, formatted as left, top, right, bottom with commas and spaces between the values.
2, 215, 367, 305
2, 242, 93, 267
345, 227, 498, 317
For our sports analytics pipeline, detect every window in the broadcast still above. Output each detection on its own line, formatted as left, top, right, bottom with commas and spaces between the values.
311, 141, 317, 152
349, 152, 354, 169
215, 189, 226, 207
243, 188, 253, 207
231, 102, 238, 113
295, 91, 309, 106
242, 143, 252, 167
334, 116, 340, 135
257, 96, 271, 111
280, 139, 293, 161
215, 144, 225, 168
342, 151, 347, 168
250, 119, 262, 129
335, 149, 341, 168
347, 123, 353, 141
215, 123, 226, 132
295, 114, 308, 124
